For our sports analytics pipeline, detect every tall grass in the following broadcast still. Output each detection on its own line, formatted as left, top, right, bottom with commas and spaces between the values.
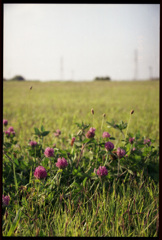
3, 80, 159, 237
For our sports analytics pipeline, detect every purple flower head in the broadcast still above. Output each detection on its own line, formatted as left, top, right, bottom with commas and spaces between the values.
117, 148, 126, 158
2, 195, 10, 206
96, 166, 108, 177
144, 139, 151, 145
102, 132, 111, 138
4, 130, 11, 137
29, 141, 38, 147
54, 129, 61, 137
3, 119, 8, 126
44, 147, 54, 157
105, 141, 114, 151
89, 128, 96, 133
8, 126, 14, 132
34, 166, 47, 179
56, 157, 68, 169
86, 127, 96, 139
129, 137, 135, 144
5, 126, 15, 137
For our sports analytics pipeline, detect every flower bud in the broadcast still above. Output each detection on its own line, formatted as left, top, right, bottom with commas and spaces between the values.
130, 110, 134, 115
91, 108, 94, 115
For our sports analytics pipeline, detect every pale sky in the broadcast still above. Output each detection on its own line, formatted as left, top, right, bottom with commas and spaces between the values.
3, 4, 160, 81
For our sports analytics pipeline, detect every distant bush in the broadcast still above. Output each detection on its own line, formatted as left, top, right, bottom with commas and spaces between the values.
11, 75, 25, 81
94, 76, 111, 81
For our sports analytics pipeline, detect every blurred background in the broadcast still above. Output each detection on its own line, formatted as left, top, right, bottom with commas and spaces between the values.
3, 4, 160, 82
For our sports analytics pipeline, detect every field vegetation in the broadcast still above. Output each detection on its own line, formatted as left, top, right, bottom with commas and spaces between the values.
3, 80, 159, 237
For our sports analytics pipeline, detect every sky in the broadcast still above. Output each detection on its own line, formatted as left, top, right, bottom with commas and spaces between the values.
3, 4, 160, 81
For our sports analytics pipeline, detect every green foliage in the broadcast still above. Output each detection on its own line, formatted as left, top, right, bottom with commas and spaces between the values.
3, 81, 159, 237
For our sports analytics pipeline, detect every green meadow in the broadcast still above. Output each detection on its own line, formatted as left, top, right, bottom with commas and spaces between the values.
3, 80, 159, 146
3, 80, 159, 237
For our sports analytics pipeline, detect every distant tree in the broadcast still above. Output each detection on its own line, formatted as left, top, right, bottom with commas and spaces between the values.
94, 76, 111, 81
11, 75, 25, 81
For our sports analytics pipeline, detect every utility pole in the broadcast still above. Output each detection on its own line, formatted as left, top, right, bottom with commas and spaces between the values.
134, 49, 138, 81
149, 66, 152, 80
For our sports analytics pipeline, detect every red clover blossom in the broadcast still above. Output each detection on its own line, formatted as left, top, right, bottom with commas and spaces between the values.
29, 141, 38, 147
44, 147, 54, 157
54, 129, 61, 137
34, 166, 47, 179
3, 119, 8, 126
144, 139, 151, 145
117, 148, 126, 158
102, 132, 111, 138
56, 157, 68, 169
96, 166, 108, 177
105, 141, 114, 151
2, 195, 10, 206
86, 127, 96, 139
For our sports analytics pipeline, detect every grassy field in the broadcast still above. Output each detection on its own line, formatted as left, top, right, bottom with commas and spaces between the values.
3, 80, 159, 237
3, 80, 159, 146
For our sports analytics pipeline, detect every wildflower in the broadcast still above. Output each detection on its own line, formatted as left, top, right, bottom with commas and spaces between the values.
56, 157, 68, 169
96, 166, 108, 177
44, 147, 54, 157
4, 130, 11, 137
102, 132, 110, 138
3, 119, 8, 126
5, 126, 15, 137
105, 141, 114, 151
2, 195, 10, 206
71, 137, 75, 146
29, 141, 38, 147
86, 127, 96, 139
54, 129, 61, 137
34, 166, 47, 179
144, 139, 151, 145
89, 127, 96, 133
53, 143, 56, 147
129, 137, 135, 144
117, 148, 126, 158
8, 126, 14, 132
132, 147, 136, 151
